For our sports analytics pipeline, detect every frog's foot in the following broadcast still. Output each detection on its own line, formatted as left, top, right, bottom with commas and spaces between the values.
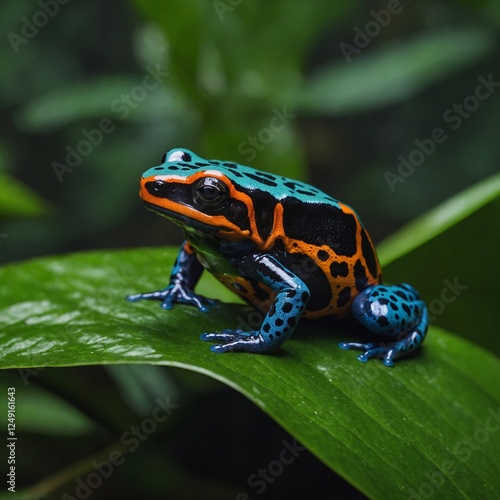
126, 282, 217, 312
200, 330, 267, 353
338, 342, 400, 367
345, 283, 429, 366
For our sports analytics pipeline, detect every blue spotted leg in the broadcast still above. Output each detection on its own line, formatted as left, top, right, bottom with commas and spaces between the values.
201, 254, 310, 353
126, 240, 217, 312
339, 283, 428, 367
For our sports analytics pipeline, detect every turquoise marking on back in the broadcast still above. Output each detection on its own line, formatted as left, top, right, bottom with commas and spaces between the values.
142, 148, 339, 206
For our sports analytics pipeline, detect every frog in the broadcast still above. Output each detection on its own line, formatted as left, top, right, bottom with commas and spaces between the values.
127, 148, 428, 366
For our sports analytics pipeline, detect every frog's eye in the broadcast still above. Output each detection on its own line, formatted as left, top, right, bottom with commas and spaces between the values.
193, 177, 228, 208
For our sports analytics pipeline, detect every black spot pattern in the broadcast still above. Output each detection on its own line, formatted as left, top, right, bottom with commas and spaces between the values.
354, 259, 368, 292
277, 253, 331, 311
377, 316, 389, 327
227, 168, 244, 178
297, 189, 317, 196
337, 286, 351, 308
330, 261, 349, 278
243, 172, 278, 187
317, 249, 329, 261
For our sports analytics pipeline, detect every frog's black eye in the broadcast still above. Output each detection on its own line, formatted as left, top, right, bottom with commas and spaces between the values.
193, 177, 228, 208
161, 153, 167, 163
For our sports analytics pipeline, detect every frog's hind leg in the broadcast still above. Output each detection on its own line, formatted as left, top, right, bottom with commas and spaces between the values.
339, 283, 428, 367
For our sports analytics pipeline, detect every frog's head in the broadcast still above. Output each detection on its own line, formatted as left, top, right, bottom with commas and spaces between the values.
139, 148, 279, 247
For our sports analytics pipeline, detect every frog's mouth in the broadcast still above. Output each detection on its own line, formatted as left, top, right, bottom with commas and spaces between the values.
143, 201, 222, 234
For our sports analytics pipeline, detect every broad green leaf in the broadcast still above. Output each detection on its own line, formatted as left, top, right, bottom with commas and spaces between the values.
379, 172, 500, 354
0, 172, 47, 217
0, 248, 498, 498
378, 171, 500, 265
15, 76, 190, 132
298, 28, 495, 115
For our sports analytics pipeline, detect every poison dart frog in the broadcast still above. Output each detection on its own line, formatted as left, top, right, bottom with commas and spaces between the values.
127, 148, 428, 366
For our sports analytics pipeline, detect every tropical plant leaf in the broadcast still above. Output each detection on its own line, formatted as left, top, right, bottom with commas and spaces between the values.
297, 27, 495, 115
14, 76, 190, 132
0, 247, 498, 499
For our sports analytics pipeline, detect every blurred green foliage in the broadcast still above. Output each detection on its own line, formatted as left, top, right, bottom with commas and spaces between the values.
1, 0, 499, 264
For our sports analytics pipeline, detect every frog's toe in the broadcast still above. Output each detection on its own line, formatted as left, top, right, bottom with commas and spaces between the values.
201, 330, 264, 353
339, 342, 398, 366
167, 291, 218, 312
357, 346, 396, 366
338, 341, 375, 352
200, 329, 245, 342
126, 290, 167, 302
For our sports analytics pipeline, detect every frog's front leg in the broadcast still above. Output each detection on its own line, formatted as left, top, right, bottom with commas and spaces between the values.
340, 284, 428, 367
126, 240, 216, 312
201, 254, 310, 354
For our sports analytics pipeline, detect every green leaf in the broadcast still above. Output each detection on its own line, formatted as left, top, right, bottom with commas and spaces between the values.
298, 27, 495, 115
0, 172, 48, 217
15, 76, 190, 132
378, 171, 500, 265
0, 248, 499, 498
379, 172, 500, 354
